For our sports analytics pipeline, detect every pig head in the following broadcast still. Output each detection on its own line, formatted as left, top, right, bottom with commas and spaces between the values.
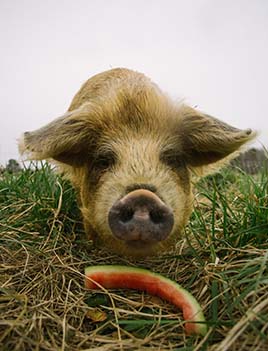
19, 68, 256, 257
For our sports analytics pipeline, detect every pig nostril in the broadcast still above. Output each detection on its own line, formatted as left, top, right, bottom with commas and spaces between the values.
150, 210, 164, 224
119, 208, 134, 223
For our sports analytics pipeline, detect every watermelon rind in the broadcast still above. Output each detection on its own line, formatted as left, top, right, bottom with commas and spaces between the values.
85, 265, 207, 336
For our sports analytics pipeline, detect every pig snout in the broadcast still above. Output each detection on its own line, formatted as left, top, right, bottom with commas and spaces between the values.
108, 189, 174, 245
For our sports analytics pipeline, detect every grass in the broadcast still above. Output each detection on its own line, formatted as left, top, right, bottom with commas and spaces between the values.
0, 162, 267, 350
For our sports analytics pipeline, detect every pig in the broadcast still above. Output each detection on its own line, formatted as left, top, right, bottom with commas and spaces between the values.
19, 68, 256, 258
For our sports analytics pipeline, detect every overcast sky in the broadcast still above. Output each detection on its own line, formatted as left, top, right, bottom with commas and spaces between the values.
1, 0, 267, 165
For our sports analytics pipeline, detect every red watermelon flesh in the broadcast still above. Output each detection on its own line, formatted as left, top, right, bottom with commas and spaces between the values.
85, 265, 207, 336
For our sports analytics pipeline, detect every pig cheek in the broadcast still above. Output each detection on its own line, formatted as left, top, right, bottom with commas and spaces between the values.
174, 188, 194, 230
92, 179, 123, 240
157, 176, 193, 238
77, 171, 112, 241
165, 196, 193, 246
153, 191, 193, 255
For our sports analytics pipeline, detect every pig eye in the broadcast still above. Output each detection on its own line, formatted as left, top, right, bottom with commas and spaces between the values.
91, 151, 116, 172
160, 150, 186, 170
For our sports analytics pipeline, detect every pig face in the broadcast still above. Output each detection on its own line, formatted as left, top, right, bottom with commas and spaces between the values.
19, 68, 255, 258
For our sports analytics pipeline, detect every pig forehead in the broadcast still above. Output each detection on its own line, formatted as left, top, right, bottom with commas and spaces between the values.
93, 100, 184, 156
107, 133, 169, 157
99, 112, 180, 147
93, 90, 179, 135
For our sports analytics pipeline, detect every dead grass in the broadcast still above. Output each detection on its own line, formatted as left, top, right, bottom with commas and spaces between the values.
0, 163, 268, 350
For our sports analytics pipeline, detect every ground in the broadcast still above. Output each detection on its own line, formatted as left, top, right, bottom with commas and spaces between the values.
0, 162, 268, 350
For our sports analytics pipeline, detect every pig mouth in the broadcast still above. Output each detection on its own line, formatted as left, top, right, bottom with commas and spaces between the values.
125, 239, 156, 250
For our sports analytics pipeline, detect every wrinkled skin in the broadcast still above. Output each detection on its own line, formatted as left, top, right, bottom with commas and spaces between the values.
19, 68, 255, 258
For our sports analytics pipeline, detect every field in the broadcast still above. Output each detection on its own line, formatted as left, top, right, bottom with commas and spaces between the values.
0, 162, 268, 351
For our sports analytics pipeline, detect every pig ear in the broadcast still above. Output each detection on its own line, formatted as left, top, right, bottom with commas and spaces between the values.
179, 107, 257, 175
19, 105, 97, 166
